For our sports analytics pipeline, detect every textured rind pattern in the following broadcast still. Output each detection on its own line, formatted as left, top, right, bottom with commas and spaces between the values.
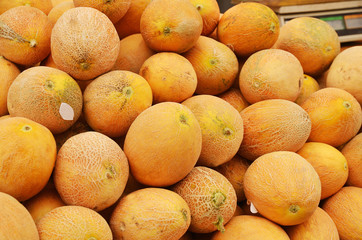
110, 188, 191, 240
322, 187, 362, 240
172, 166, 237, 233
7, 66, 83, 134
239, 49, 303, 104
217, 2, 280, 57
243, 151, 321, 226
54, 131, 129, 212
83, 70, 153, 137
0, 6, 53, 66
238, 99, 311, 161
51, 7, 120, 80
37, 205, 112, 240
183, 36, 239, 95
182, 94, 244, 167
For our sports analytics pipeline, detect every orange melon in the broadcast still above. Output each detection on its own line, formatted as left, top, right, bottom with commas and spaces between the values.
0, 56, 20, 116
0, 192, 39, 240
285, 207, 339, 240
172, 166, 237, 233
0, 6, 53, 66
214, 154, 250, 202
326, 46, 362, 105
124, 102, 202, 186
189, 0, 220, 36
239, 48, 303, 103
73, 0, 131, 23
211, 215, 290, 240
297, 142, 348, 199
36, 205, 112, 240
322, 186, 362, 240
51, 7, 120, 80
83, 70, 153, 137
139, 52, 197, 103
243, 151, 321, 226
0, 0, 52, 14
238, 99, 311, 161
112, 33, 155, 73
301, 87, 362, 147
114, 0, 151, 39
54, 131, 129, 212
341, 133, 362, 187
295, 74, 320, 105
0, 117, 57, 201
110, 188, 191, 240
7, 66, 83, 134
23, 181, 65, 224
273, 16, 340, 76
47, 1, 74, 24
140, 0, 203, 53
182, 94, 244, 167
183, 35, 239, 95
218, 87, 249, 113
217, 2, 279, 57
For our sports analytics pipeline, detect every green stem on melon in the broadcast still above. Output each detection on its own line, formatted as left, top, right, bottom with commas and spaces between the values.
214, 215, 225, 233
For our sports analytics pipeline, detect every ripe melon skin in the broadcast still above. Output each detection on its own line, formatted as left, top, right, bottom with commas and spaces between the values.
36, 205, 113, 240
0, 6, 53, 66
273, 16, 340, 76
0, 117, 57, 202
0, 56, 20, 116
51, 7, 120, 80
301, 87, 362, 147
238, 99, 311, 161
243, 151, 321, 226
322, 186, 362, 240
341, 133, 362, 187
110, 187, 191, 240
7, 66, 83, 134
54, 131, 130, 212
285, 207, 339, 240
0, 192, 39, 240
326, 46, 362, 105
211, 215, 290, 240
123, 102, 202, 187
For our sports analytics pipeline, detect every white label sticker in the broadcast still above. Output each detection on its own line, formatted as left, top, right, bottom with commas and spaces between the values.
59, 102, 74, 121
250, 201, 258, 214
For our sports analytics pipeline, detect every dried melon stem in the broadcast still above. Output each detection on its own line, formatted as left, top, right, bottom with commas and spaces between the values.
0, 20, 37, 47
21, 125, 32, 132
214, 215, 225, 232
343, 101, 351, 109
163, 26, 171, 35
289, 204, 300, 214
